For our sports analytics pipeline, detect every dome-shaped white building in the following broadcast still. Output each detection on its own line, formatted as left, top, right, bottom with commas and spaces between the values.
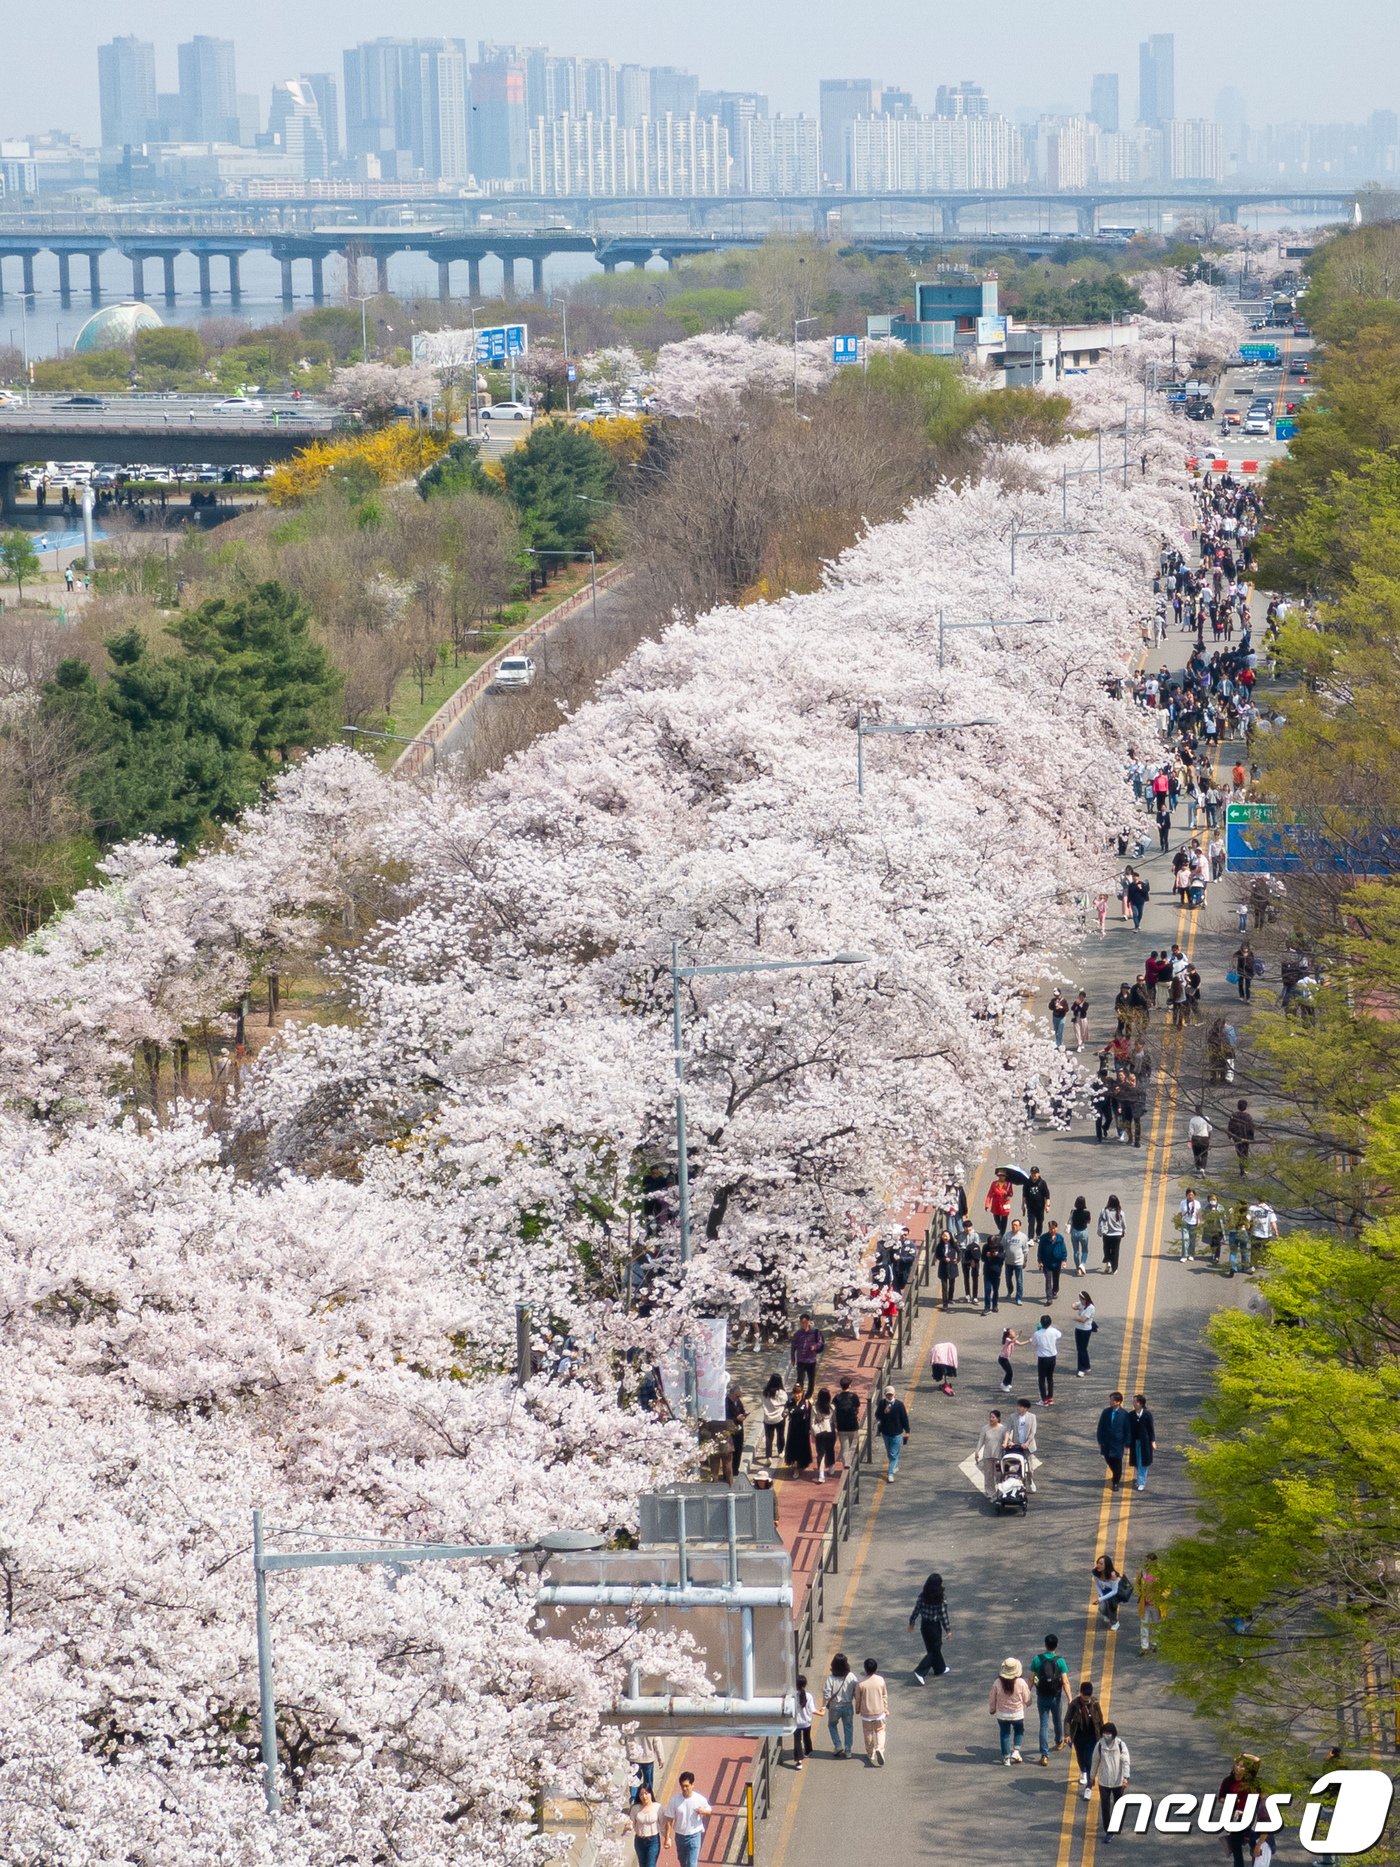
73, 300, 164, 354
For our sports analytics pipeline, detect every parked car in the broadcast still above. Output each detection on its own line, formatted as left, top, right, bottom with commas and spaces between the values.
495, 655, 536, 689
484, 401, 533, 421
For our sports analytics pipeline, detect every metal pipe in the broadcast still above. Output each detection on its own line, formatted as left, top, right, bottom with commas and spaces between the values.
676, 1494, 689, 1592
856, 705, 865, 796
515, 1303, 531, 1386
727, 1491, 739, 1589
253, 1510, 282, 1816
741, 1607, 756, 1701
538, 1583, 794, 1608
263, 1542, 526, 1571
612, 1694, 793, 1718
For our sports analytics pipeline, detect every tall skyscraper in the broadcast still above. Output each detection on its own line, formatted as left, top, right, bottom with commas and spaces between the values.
97, 36, 157, 150
1138, 34, 1174, 131
471, 45, 529, 181
301, 72, 341, 165
404, 39, 469, 181
269, 80, 328, 178
343, 39, 408, 161
178, 35, 239, 142
934, 81, 989, 119
650, 67, 700, 118
1089, 73, 1119, 134
819, 79, 880, 187
617, 65, 652, 130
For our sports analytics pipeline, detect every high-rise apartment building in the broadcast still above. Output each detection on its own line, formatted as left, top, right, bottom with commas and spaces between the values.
269, 80, 328, 178
300, 72, 341, 165
651, 67, 700, 119
471, 45, 529, 181
98, 36, 157, 150
700, 89, 769, 184
1089, 73, 1119, 134
528, 110, 727, 195
819, 79, 880, 187
848, 111, 1021, 191
746, 114, 820, 193
617, 65, 652, 129
1165, 118, 1225, 181
1138, 34, 1174, 130
934, 80, 989, 119
178, 35, 239, 142
343, 39, 408, 161
404, 39, 469, 181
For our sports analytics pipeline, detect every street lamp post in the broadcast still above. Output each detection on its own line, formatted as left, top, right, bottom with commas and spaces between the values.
854, 711, 994, 797
1008, 520, 1094, 584
668, 946, 868, 1415
792, 315, 819, 414
351, 292, 374, 362
937, 608, 1054, 669
341, 723, 438, 773
467, 303, 486, 438
526, 546, 597, 624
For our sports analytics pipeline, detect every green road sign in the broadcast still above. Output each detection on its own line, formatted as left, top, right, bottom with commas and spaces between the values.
1226, 803, 1277, 824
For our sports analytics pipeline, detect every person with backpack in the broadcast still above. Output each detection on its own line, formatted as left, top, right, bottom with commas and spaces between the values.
908, 1573, 951, 1683
1029, 1634, 1071, 1764
832, 1378, 861, 1471
1091, 1722, 1132, 1835
791, 1674, 816, 1769
1093, 1553, 1130, 1630
1066, 1680, 1105, 1796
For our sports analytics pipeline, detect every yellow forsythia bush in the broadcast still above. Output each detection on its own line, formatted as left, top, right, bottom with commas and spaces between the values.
265, 424, 449, 505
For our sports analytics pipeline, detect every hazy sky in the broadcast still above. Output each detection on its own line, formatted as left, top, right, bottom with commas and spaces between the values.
4, 0, 1394, 138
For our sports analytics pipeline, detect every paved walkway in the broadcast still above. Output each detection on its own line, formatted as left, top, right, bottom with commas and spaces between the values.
753, 609, 1265, 1861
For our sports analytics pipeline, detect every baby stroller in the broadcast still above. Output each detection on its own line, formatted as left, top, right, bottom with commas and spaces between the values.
994, 1446, 1030, 1516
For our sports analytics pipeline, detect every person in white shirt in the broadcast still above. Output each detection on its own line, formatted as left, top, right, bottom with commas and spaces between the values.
663, 1774, 712, 1867
1032, 1316, 1061, 1406
1091, 1723, 1132, 1836
1246, 1200, 1279, 1269
1177, 1191, 1203, 1261
1188, 1112, 1213, 1172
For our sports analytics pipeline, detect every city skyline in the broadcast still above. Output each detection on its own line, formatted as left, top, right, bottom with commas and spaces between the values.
4, 0, 1398, 142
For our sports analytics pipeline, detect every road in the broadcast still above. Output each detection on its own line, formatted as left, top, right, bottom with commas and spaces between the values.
1197, 323, 1314, 473
760, 610, 1266, 1864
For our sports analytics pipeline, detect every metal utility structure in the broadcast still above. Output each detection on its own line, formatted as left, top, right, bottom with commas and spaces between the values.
854, 710, 994, 796
937, 609, 1054, 669
251, 1482, 796, 1816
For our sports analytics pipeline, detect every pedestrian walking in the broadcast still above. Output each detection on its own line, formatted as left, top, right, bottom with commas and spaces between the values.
960, 1228, 982, 1305
1070, 990, 1090, 1050
1127, 873, 1151, 930
1030, 1634, 1070, 1764
988, 1657, 1033, 1765
930, 1341, 959, 1398
790, 1314, 825, 1396
1091, 1723, 1132, 1836
822, 1653, 857, 1756
1067, 1681, 1105, 1796
1022, 1167, 1050, 1237
1096, 1392, 1132, 1489
997, 1325, 1022, 1393
1003, 1221, 1028, 1303
1246, 1197, 1279, 1265
1178, 1189, 1204, 1260
725, 1383, 746, 1475
1009, 1397, 1038, 1491
1228, 1100, 1255, 1175
1072, 1288, 1097, 1375
626, 1733, 665, 1802
760, 1374, 786, 1463
1095, 893, 1109, 936
812, 1389, 837, 1483
1202, 1193, 1226, 1265
1092, 1554, 1126, 1630
662, 1773, 712, 1867
1069, 1196, 1092, 1272
1130, 1393, 1156, 1492
1097, 1196, 1126, 1273
1037, 1220, 1067, 1302
976, 1408, 1008, 1500
791, 1675, 815, 1768
1135, 1552, 1167, 1653
908, 1574, 951, 1683
1218, 1757, 1261, 1867
1189, 1110, 1213, 1172
981, 1231, 1005, 1312
853, 1657, 889, 1765
784, 1386, 813, 1478
984, 1171, 1014, 1237
832, 1377, 861, 1471
630, 1784, 661, 1867
935, 1229, 961, 1309
1033, 1314, 1061, 1405
1233, 938, 1256, 1001
1048, 989, 1069, 1048
875, 1386, 910, 1480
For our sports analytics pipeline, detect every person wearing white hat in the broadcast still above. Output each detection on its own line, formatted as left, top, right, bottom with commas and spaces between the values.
987, 1656, 1032, 1765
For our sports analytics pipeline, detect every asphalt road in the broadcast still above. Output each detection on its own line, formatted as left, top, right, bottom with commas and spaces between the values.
762, 610, 1270, 1865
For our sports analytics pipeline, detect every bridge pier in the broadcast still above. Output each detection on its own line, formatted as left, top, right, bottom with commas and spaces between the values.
22, 253, 35, 299
227, 253, 241, 302
130, 253, 145, 299
343, 248, 361, 297
281, 257, 294, 306
0, 464, 15, 515
88, 251, 101, 300
162, 253, 177, 302
197, 254, 212, 304
438, 259, 452, 304
56, 252, 71, 303
499, 255, 516, 300
310, 254, 325, 303
531, 254, 545, 298
1076, 202, 1097, 237
467, 255, 481, 298
1219, 201, 1241, 225
376, 254, 390, 294
938, 202, 963, 236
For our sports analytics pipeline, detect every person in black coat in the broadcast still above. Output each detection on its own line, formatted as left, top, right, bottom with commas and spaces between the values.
875, 1387, 911, 1481
1130, 1394, 1157, 1493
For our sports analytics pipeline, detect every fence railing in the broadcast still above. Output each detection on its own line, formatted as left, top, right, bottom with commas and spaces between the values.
735, 1213, 933, 1858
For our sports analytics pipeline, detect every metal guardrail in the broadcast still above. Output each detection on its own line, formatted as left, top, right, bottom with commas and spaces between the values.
733, 1216, 933, 1859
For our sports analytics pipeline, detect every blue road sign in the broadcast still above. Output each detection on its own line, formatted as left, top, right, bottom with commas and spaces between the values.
475, 323, 528, 363
1227, 814, 1400, 875
833, 335, 860, 366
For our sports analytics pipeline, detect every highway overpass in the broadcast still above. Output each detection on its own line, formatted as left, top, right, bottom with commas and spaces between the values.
0, 396, 337, 510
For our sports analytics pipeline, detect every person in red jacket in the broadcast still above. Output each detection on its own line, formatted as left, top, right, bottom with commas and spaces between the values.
984, 1173, 1013, 1239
